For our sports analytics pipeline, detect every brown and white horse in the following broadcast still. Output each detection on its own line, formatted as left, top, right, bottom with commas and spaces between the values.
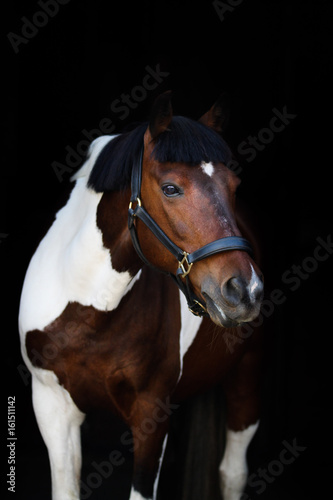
19, 92, 264, 500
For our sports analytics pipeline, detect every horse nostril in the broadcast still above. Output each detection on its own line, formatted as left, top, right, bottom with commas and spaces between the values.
223, 277, 245, 307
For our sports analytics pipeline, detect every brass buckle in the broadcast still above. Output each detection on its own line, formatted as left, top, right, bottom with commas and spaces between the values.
178, 252, 193, 278
129, 197, 142, 211
188, 299, 208, 316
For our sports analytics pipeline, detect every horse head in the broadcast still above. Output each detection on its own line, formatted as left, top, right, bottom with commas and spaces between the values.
135, 92, 263, 327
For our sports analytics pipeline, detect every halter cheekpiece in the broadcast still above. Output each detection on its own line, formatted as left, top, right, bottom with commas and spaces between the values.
128, 146, 253, 317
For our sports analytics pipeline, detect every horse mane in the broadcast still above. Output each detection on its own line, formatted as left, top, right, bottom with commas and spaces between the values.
88, 116, 232, 193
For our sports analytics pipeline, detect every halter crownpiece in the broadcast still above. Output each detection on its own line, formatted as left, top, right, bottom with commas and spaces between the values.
128, 146, 254, 317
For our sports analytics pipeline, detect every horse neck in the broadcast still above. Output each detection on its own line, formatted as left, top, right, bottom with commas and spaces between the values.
52, 178, 141, 313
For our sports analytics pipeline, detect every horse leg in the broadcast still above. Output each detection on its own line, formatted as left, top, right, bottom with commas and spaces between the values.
125, 396, 174, 500
219, 339, 263, 500
31, 370, 85, 500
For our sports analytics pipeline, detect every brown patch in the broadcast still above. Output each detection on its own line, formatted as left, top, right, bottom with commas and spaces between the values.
26, 267, 182, 418
174, 320, 248, 400
174, 321, 264, 431
96, 189, 142, 275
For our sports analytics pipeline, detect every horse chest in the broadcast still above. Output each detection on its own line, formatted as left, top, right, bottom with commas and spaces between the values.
25, 270, 187, 415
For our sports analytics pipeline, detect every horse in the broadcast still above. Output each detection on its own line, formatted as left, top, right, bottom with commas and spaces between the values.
18, 92, 264, 500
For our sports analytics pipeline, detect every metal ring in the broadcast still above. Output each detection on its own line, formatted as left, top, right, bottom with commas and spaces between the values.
129, 197, 142, 210
188, 300, 208, 316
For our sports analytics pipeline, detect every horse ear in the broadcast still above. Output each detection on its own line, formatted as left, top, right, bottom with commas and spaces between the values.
146, 91, 173, 141
199, 92, 230, 134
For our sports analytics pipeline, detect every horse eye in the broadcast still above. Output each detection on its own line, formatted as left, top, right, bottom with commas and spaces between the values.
162, 185, 181, 197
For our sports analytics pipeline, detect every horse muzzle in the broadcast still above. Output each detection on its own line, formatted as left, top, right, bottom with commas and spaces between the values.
201, 274, 264, 328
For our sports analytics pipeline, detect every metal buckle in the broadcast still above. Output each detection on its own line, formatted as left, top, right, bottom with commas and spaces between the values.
178, 252, 193, 278
188, 299, 208, 316
128, 197, 142, 211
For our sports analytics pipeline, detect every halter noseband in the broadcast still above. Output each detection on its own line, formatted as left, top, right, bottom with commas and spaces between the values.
128, 146, 253, 317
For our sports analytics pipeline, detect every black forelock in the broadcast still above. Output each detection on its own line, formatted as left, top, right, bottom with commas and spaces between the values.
88, 116, 232, 193
152, 116, 232, 165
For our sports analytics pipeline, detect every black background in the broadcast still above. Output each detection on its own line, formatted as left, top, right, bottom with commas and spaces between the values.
3, 0, 333, 499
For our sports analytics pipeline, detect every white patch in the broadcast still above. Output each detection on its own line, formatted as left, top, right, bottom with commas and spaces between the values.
128, 434, 168, 500
153, 433, 169, 500
71, 135, 116, 181
201, 161, 215, 177
219, 421, 259, 500
32, 369, 85, 500
248, 264, 260, 298
178, 291, 203, 381
18, 135, 137, 340
129, 488, 150, 500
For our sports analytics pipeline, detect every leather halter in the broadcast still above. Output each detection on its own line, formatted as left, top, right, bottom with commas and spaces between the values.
128, 146, 253, 317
